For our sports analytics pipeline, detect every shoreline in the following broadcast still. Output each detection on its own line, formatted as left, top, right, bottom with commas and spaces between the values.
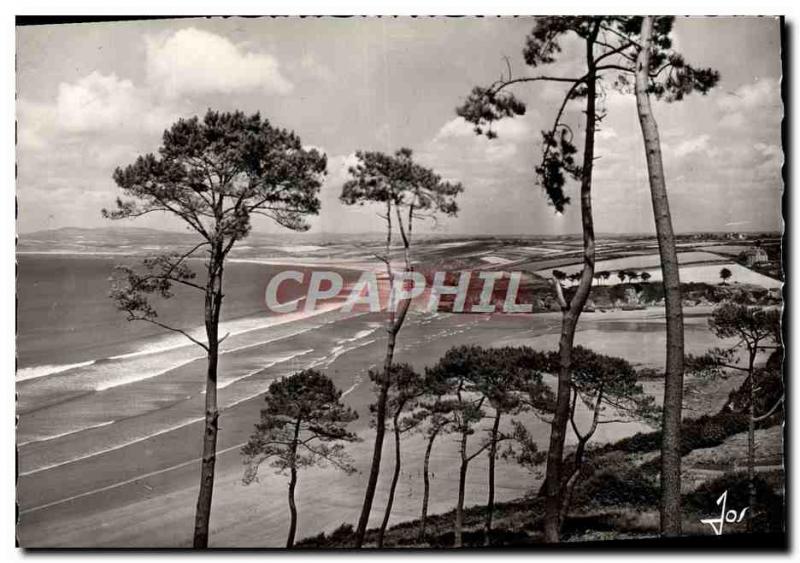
16, 252, 779, 547
17, 305, 726, 547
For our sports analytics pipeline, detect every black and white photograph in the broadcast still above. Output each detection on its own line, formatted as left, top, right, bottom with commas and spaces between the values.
13, 12, 788, 550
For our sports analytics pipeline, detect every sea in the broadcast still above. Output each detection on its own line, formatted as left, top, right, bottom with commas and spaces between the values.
16, 254, 364, 447
16, 251, 750, 546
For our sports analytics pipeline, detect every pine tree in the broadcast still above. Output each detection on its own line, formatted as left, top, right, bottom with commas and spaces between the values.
341, 148, 462, 547
242, 370, 359, 548
104, 110, 325, 547
374, 364, 426, 548
457, 16, 718, 539
630, 16, 719, 534
687, 303, 782, 531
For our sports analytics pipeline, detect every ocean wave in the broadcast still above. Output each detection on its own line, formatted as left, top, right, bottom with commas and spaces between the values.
93, 356, 203, 392
18, 416, 206, 477
107, 299, 339, 360
17, 420, 115, 447
18, 301, 345, 389
16, 360, 97, 382
341, 327, 380, 344
20, 440, 248, 515
19, 328, 376, 477
20, 346, 318, 454
340, 372, 364, 398
278, 245, 325, 253
220, 326, 316, 356
17, 311, 373, 474
19, 369, 290, 477
217, 349, 315, 390
309, 338, 377, 370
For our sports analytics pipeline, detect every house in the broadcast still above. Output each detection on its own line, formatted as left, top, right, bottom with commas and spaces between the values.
744, 246, 769, 267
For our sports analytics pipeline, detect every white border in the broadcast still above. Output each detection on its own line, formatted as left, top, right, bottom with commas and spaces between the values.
3, 3, 798, 562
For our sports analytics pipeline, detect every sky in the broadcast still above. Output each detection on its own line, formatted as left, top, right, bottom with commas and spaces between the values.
16, 16, 783, 236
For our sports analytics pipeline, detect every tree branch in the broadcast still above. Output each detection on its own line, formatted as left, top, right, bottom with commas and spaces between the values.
550, 278, 569, 311
753, 396, 784, 422
488, 74, 585, 96
126, 314, 209, 352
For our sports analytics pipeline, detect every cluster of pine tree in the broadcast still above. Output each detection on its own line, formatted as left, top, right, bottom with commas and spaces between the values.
103, 16, 782, 549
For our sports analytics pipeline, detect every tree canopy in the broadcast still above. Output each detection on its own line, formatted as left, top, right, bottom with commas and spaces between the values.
341, 148, 463, 238
105, 109, 327, 238
242, 369, 359, 482
455, 16, 718, 214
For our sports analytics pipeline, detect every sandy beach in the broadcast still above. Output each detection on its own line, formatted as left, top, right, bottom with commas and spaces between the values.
17, 298, 726, 547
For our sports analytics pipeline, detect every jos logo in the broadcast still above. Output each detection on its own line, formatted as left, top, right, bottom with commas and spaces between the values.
700, 490, 749, 535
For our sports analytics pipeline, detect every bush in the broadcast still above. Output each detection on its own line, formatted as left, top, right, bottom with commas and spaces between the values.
294, 522, 355, 548
723, 368, 784, 423
681, 413, 749, 454
603, 412, 750, 458
608, 429, 662, 454
573, 467, 659, 510
329, 523, 355, 543
294, 532, 326, 548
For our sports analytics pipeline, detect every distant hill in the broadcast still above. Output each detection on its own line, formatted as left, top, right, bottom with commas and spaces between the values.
16, 226, 783, 266
16, 225, 386, 256
20, 226, 185, 240
18, 226, 199, 253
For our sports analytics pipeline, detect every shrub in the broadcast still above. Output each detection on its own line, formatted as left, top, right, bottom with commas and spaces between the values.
573, 467, 659, 510
295, 522, 355, 548
329, 523, 355, 543
294, 532, 326, 548
681, 413, 749, 454
603, 412, 750, 458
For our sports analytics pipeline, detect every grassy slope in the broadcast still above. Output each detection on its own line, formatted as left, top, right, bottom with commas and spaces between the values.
296, 370, 785, 548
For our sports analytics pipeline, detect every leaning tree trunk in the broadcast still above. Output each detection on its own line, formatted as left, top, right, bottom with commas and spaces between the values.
559, 436, 589, 526
355, 372, 390, 547
193, 253, 223, 548
747, 347, 757, 532
543, 30, 599, 544
287, 462, 299, 548
419, 424, 442, 541
355, 317, 407, 546
485, 412, 502, 544
454, 430, 469, 548
560, 390, 602, 525
635, 15, 686, 537
286, 420, 301, 548
354, 203, 412, 548
377, 412, 403, 547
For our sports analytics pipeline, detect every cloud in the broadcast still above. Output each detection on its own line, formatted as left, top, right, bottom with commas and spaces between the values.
719, 112, 746, 129
754, 141, 781, 160
299, 53, 335, 83
324, 153, 359, 187
595, 126, 618, 141
16, 99, 56, 150
18, 71, 181, 149
752, 142, 783, 180
17, 26, 295, 233
303, 152, 395, 234
668, 134, 718, 158
56, 72, 140, 132
718, 78, 781, 113
429, 116, 535, 164
145, 28, 293, 98
15, 19, 783, 236
435, 116, 530, 143
54, 71, 177, 136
